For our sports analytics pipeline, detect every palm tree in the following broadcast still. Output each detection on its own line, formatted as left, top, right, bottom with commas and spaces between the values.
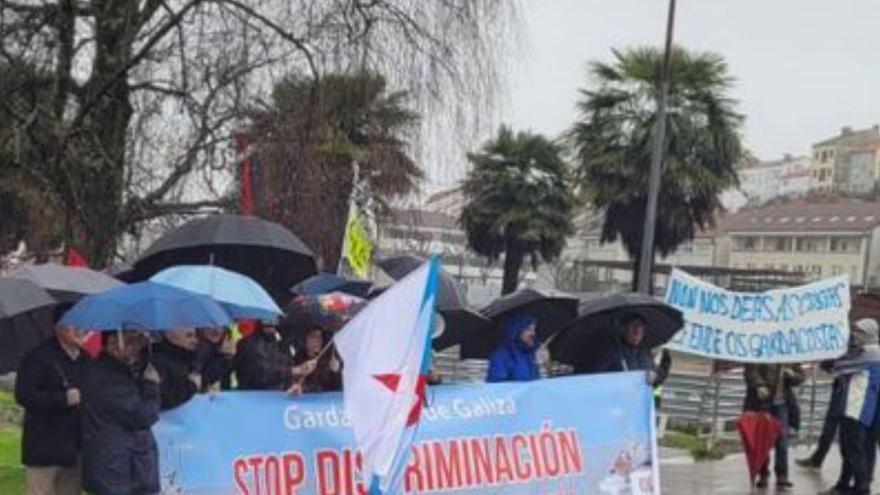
460, 127, 577, 294
568, 47, 742, 289
248, 71, 421, 269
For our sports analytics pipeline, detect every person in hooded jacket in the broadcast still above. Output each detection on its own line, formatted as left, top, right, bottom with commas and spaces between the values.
486, 314, 539, 383
151, 327, 201, 410
80, 330, 161, 495
819, 318, 880, 495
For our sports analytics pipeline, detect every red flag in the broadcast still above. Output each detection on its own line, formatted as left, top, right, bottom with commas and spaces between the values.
82, 332, 102, 359
66, 248, 88, 267
235, 133, 254, 215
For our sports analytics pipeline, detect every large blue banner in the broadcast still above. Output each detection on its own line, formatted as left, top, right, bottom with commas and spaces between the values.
155, 373, 659, 494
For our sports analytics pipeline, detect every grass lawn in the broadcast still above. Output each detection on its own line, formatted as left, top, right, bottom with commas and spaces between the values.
0, 425, 23, 493
0, 390, 23, 492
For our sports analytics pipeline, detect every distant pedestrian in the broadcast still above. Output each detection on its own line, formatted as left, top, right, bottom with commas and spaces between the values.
486, 313, 539, 383
743, 363, 804, 490
80, 330, 161, 495
15, 318, 87, 495
819, 318, 880, 495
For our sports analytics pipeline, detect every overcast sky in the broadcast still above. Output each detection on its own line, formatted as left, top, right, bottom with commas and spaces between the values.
504, 0, 880, 162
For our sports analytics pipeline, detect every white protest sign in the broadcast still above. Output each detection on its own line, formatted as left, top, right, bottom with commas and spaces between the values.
664, 268, 850, 363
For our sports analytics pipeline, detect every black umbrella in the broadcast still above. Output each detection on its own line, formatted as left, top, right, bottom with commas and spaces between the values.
461, 288, 578, 359
0, 278, 58, 373
131, 214, 317, 302
8, 263, 123, 303
434, 308, 492, 351
376, 255, 468, 311
0, 278, 56, 318
291, 273, 373, 299
548, 292, 684, 367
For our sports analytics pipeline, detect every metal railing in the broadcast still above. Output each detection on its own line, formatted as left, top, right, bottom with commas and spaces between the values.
662, 370, 832, 447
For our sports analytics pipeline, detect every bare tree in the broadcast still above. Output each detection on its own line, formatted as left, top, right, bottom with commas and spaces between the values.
0, 0, 519, 265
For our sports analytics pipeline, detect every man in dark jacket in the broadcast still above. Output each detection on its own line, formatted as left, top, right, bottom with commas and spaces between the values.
195, 327, 235, 391
486, 314, 539, 383
294, 327, 342, 393
15, 322, 87, 495
81, 330, 161, 495
797, 359, 843, 469
743, 363, 805, 490
151, 327, 200, 410
235, 321, 315, 391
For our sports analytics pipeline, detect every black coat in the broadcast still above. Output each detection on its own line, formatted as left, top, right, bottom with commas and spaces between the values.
194, 340, 233, 391
743, 364, 805, 420
234, 331, 295, 390
81, 354, 161, 495
151, 341, 198, 410
14, 337, 87, 467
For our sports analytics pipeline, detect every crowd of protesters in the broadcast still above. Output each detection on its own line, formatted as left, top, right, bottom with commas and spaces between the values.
14, 308, 343, 495
23, 299, 880, 495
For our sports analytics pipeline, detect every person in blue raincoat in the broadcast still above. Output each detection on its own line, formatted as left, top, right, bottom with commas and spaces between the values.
486, 314, 539, 383
819, 318, 880, 495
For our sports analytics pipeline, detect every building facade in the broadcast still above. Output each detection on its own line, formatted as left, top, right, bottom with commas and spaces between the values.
722, 200, 880, 286
810, 126, 880, 194
738, 154, 811, 205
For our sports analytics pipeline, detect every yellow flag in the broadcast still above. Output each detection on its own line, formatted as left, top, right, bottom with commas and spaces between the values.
345, 209, 373, 278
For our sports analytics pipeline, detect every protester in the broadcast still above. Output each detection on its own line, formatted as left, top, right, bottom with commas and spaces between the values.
587, 314, 668, 391
819, 318, 880, 495
486, 313, 539, 382
293, 327, 342, 393
151, 327, 201, 410
195, 327, 235, 391
235, 320, 316, 390
743, 362, 805, 490
80, 330, 161, 495
15, 316, 87, 495
796, 359, 843, 470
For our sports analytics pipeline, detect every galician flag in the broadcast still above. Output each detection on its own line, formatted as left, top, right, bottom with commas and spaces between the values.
334, 256, 439, 494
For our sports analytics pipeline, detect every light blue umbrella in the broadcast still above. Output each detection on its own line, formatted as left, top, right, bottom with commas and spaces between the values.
151, 265, 282, 321
60, 281, 232, 331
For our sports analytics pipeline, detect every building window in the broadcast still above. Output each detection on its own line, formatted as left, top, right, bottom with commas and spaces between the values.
765, 237, 792, 252
735, 237, 758, 251
832, 265, 843, 276
830, 237, 860, 253
851, 266, 860, 280
812, 265, 822, 274
796, 237, 826, 252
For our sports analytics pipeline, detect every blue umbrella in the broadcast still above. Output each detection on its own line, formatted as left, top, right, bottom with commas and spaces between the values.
290, 273, 373, 298
60, 281, 231, 331
151, 265, 282, 320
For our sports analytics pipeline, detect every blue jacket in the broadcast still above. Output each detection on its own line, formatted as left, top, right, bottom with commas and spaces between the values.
486, 314, 539, 383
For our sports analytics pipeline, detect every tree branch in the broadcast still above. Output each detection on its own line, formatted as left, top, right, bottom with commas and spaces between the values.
214, 0, 318, 79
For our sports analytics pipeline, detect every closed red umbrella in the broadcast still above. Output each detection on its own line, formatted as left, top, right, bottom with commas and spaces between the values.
736, 411, 783, 486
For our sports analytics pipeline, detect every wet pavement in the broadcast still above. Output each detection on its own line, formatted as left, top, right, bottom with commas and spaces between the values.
660, 445, 879, 494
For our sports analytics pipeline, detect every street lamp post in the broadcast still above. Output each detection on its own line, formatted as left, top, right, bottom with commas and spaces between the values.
637, 0, 677, 294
